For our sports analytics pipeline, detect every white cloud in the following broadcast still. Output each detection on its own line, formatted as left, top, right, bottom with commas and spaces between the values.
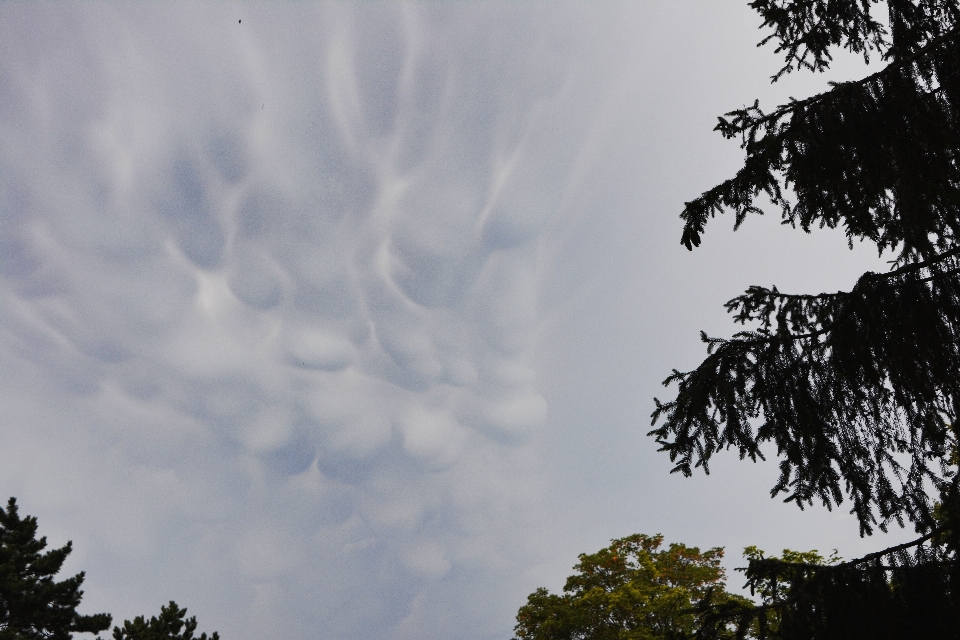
0, 3, 611, 638
234, 526, 302, 580
397, 406, 466, 470
283, 325, 356, 371
400, 542, 451, 580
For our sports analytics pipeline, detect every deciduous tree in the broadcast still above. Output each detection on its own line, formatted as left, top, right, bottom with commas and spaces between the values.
512, 534, 752, 640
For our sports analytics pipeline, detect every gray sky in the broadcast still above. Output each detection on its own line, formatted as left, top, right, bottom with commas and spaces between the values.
0, 3, 909, 639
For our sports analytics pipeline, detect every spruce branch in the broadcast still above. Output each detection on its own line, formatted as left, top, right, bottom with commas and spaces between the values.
718, 22, 960, 140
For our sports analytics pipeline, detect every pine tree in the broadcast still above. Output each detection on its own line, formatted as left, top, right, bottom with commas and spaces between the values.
0, 497, 112, 640
648, 1, 960, 636
111, 601, 219, 640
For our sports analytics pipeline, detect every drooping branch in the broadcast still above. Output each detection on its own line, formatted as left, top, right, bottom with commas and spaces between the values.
716, 23, 960, 140
651, 249, 960, 534
749, 0, 960, 79
680, 21, 960, 260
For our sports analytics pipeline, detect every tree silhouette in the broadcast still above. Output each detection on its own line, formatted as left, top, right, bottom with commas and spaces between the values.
652, 0, 960, 536
0, 497, 111, 640
112, 601, 219, 640
650, 1, 960, 636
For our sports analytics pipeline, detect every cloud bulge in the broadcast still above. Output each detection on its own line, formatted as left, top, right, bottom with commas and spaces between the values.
0, 4, 620, 638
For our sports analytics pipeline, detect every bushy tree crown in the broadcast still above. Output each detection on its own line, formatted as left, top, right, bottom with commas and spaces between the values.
513, 534, 752, 640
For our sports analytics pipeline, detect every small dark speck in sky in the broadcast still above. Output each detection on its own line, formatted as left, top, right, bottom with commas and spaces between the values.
239, 19, 241, 24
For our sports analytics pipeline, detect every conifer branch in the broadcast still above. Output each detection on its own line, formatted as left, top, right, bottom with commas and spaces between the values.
838, 529, 938, 567
866, 243, 960, 279
682, 15, 960, 258
717, 23, 960, 139
744, 529, 942, 575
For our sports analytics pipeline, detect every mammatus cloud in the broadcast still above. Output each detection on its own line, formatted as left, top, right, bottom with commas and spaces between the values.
0, 4, 613, 638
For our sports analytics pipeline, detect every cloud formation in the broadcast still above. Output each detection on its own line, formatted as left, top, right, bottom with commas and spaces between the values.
0, 4, 613, 638
1, 4, 904, 639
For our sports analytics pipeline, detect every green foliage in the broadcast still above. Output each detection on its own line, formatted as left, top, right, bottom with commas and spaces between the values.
686, 547, 841, 640
0, 497, 112, 640
739, 546, 838, 635
512, 534, 753, 640
111, 601, 219, 640
651, 0, 960, 535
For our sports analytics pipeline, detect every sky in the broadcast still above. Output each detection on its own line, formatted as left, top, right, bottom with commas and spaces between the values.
0, 3, 912, 639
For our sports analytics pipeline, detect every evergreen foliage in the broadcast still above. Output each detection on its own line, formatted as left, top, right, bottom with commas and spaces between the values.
111, 601, 219, 640
0, 497, 112, 640
651, 0, 960, 534
695, 533, 960, 639
648, 1, 960, 636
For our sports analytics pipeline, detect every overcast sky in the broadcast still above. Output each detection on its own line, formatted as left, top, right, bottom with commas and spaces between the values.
0, 3, 910, 639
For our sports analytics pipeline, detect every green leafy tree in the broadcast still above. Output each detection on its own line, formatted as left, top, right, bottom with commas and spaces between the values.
741, 547, 840, 601
739, 547, 838, 637
111, 601, 219, 640
513, 534, 753, 640
689, 547, 842, 640
0, 497, 111, 640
